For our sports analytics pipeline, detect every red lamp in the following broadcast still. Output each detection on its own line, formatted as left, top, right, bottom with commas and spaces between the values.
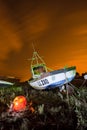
12, 96, 27, 111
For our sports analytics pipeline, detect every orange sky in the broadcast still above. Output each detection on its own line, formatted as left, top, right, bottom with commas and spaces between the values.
0, 0, 87, 81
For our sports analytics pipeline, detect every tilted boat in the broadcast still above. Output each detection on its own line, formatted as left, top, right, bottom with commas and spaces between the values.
28, 50, 76, 90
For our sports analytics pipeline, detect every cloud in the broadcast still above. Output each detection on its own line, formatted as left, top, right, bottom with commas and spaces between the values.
0, 0, 87, 79
0, 1, 22, 61
22, 11, 50, 40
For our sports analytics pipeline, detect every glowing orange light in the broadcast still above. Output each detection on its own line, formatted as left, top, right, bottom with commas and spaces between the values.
13, 96, 27, 111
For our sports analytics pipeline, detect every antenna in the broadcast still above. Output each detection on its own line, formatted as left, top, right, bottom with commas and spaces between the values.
32, 43, 36, 52
27, 43, 36, 61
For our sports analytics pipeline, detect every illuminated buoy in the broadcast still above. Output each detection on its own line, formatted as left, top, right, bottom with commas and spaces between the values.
13, 96, 27, 111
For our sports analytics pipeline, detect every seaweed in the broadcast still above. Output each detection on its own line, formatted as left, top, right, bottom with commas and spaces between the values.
0, 82, 87, 130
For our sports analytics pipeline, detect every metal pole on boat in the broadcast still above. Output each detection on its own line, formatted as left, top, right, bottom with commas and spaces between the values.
66, 83, 69, 104
32, 43, 45, 65
32, 43, 36, 52
80, 74, 87, 87
32, 43, 39, 64
63, 68, 69, 103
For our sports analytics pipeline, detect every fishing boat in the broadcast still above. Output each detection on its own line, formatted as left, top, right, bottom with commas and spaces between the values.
28, 50, 76, 90
0, 80, 14, 87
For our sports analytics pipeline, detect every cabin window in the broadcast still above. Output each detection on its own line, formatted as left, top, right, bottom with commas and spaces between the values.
33, 66, 46, 75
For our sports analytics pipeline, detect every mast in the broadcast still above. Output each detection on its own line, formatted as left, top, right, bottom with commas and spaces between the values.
31, 43, 45, 67
30, 43, 53, 78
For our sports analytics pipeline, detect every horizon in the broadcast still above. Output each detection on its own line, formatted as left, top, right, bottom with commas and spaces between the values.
0, 64, 87, 82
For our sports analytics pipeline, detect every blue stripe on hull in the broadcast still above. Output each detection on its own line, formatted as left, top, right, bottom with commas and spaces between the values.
46, 77, 74, 89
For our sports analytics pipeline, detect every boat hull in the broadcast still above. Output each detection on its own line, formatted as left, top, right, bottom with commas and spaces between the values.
28, 66, 76, 90
0, 80, 14, 87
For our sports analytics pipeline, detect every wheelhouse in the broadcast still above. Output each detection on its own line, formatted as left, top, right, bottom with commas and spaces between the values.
31, 64, 47, 78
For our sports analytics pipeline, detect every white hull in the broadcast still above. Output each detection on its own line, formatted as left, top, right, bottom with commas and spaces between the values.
28, 67, 76, 90
0, 80, 14, 86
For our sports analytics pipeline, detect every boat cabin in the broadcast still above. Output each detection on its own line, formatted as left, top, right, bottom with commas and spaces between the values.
31, 64, 47, 78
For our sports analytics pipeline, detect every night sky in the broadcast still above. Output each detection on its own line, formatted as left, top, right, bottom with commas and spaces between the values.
0, 0, 87, 81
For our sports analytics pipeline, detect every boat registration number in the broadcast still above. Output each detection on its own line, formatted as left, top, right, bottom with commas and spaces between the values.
37, 79, 49, 86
